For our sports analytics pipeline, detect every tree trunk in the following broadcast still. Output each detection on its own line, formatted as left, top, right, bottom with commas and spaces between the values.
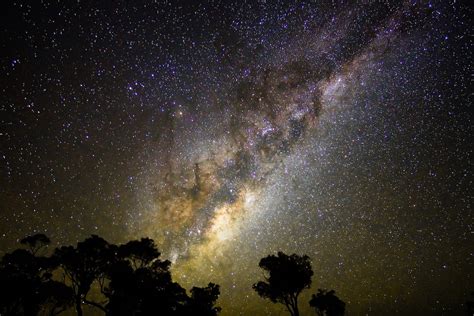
291, 296, 299, 316
75, 296, 83, 316
293, 306, 299, 316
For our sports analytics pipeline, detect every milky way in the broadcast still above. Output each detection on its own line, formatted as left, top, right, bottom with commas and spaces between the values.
1, 1, 472, 315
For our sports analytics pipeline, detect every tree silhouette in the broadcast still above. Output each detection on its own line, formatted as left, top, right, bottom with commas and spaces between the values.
0, 237, 70, 316
186, 283, 221, 316
105, 238, 188, 315
253, 252, 313, 316
117, 237, 161, 269
105, 238, 221, 316
0, 249, 45, 316
38, 280, 74, 316
0, 234, 221, 315
53, 235, 111, 316
309, 289, 345, 316
20, 233, 51, 255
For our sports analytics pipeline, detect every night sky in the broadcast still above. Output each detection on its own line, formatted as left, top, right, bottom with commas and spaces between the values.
1, 1, 472, 315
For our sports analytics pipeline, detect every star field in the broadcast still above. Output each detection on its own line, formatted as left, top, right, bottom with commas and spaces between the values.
0, 1, 472, 315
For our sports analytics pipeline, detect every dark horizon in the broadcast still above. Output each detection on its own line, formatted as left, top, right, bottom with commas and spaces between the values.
1, 1, 472, 315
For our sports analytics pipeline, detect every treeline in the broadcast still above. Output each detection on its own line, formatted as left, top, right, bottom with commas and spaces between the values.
0, 234, 347, 316
0, 234, 220, 316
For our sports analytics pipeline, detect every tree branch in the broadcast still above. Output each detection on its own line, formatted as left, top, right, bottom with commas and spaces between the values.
83, 298, 107, 313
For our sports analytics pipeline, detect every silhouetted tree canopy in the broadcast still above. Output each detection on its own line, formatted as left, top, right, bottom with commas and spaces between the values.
105, 237, 188, 316
20, 233, 50, 255
118, 237, 160, 269
0, 247, 67, 316
309, 289, 345, 316
53, 235, 111, 316
38, 280, 74, 316
253, 252, 313, 316
0, 234, 221, 316
4, 233, 470, 315
186, 283, 222, 316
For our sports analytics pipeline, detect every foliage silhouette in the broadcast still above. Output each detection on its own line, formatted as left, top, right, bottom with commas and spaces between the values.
0, 233, 221, 316
38, 280, 74, 316
309, 289, 345, 316
186, 283, 222, 316
253, 252, 313, 316
20, 233, 50, 255
0, 247, 70, 316
117, 237, 160, 269
105, 238, 188, 315
53, 235, 111, 315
